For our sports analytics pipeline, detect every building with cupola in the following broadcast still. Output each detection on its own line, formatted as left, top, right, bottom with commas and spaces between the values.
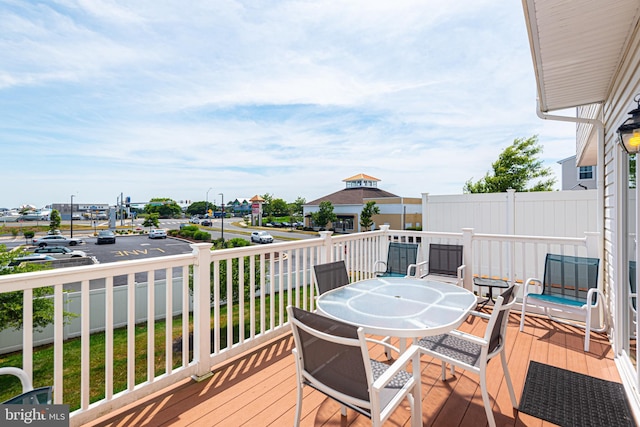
303, 173, 422, 233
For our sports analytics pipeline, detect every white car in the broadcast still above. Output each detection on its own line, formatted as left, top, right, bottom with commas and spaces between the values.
251, 231, 274, 244
32, 235, 85, 247
34, 246, 87, 258
148, 229, 167, 239
189, 217, 200, 224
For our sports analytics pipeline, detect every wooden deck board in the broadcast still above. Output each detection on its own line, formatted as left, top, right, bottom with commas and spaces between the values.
82, 313, 619, 427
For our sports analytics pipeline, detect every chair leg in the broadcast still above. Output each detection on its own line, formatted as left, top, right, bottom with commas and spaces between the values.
340, 405, 347, 416
441, 361, 447, 381
500, 350, 518, 408
519, 296, 527, 331
584, 307, 592, 352
294, 380, 303, 427
382, 336, 392, 360
479, 367, 496, 427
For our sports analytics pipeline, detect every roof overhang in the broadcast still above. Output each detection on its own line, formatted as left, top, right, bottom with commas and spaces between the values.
522, 0, 639, 113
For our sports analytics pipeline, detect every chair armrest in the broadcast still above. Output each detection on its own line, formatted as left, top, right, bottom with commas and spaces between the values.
523, 278, 542, 296
373, 260, 387, 275
407, 260, 429, 278
371, 345, 421, 391
0, 367, 33, 393
446, 329, 487, 347
467, 310, 491, 320
365, 337, 400, 356
586, 287, 606, 308
457, 264, 466, 279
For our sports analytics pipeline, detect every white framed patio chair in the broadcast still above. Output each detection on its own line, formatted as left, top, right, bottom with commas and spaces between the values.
416, 284, 520, 427
519, 253, 605, 352
313, 260, 350, 296
287, 306, 422, 427
0, 367, 53, 404
408, 243, 465, 286
373, 242, 419, 277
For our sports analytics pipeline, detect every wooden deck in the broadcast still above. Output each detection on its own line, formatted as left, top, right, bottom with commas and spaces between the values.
83, 312, 619, 427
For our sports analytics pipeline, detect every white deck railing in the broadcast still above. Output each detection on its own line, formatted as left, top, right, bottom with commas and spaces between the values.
0, 227, 598, 426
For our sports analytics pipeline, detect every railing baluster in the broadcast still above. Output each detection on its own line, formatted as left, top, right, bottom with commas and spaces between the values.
105, 275, 114, 400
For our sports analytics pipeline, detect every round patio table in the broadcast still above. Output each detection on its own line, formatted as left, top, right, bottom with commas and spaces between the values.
316, 277, 477, 338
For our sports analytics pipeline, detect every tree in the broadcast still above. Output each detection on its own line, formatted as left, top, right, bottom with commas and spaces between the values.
463, 136, 556, 193
311, 201, 337, 230
288, 196, 306, 221
360, 201, 380, 231
270, 198, 289, 216
289, 196, 307, 215
49, 209, 61, 232
142, 213, 159, 229
261, 193, 274, 217
144, 198, 181, 218
0, 244, 57, 331
186, 201, 210, 217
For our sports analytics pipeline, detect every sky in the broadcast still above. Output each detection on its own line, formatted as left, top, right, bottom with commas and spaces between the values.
0, 0, 579, 209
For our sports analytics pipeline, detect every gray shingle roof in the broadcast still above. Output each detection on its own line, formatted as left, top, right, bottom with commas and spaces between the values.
306, 187, 398, 206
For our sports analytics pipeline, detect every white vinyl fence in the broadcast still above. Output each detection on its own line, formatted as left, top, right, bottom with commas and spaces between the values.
422, 189, 597, 237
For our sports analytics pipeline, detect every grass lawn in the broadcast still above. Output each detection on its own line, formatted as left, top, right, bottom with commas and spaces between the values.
0, 289, 310, 410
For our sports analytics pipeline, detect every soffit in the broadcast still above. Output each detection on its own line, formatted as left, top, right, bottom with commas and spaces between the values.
522, 0, 639, 113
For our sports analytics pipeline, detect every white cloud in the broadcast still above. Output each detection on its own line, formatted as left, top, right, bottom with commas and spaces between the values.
0, 0, 578, 208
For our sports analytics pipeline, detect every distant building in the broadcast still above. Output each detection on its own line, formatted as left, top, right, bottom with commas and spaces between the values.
228, 198, 252, 216
557, 155, 597, 190
303, 173, 421, 233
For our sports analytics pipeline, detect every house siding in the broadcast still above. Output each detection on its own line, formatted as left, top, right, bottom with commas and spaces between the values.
595, 19, 640, 384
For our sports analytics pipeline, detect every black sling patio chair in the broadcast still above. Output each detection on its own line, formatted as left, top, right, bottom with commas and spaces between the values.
287, 306, 422, 427
313, 260, 350, 295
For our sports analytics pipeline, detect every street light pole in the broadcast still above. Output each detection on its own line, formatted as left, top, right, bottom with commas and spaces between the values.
206, 187, 213, 219
70, 194, 75, 238
219, 193, 224, 241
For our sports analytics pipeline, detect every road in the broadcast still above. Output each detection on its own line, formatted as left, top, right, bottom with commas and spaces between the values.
1, 218, 320, 290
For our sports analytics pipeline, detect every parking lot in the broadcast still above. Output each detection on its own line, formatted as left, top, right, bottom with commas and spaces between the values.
84, 234, 193, 263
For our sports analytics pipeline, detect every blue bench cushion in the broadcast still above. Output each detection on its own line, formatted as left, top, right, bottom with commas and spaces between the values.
527, 293, 586, 308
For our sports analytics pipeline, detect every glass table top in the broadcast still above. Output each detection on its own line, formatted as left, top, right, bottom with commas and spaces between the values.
316, 277, 477, 337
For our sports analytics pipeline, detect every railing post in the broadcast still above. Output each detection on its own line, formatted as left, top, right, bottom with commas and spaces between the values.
379, 224, 391, 262
462, 228, 474, 291
421, 193, 429, 231
506, 189, 516, 235
319, 231, 333, 263
585, 232, 600, 258
190, 242, 213, 381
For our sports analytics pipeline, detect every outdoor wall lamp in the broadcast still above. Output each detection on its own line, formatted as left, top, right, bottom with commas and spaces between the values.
618, 94, 640, 154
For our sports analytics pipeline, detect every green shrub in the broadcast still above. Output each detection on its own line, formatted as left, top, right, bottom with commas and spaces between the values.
193, 231, 211, 241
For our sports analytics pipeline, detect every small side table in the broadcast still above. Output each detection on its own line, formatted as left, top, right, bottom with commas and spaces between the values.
473, 277, 509, 308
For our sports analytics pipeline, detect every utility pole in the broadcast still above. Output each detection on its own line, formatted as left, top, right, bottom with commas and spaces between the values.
219, 193, 224, 241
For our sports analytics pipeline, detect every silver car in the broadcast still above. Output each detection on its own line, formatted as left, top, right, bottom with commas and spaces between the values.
32, 235, 85, 247
251, 231, 274, 244
148, 229, 167, 239
34, 246, 87, 258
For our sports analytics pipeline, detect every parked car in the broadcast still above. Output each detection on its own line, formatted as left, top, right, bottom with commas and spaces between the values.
7, 254, 56, 267
47, 229, 62, 235
148, 229, 167, 239
71, 213, 82, 220
32, 235, 85, 247
34, 246, 87, 258
251, 231, 274, 244
97, 230, 116, 244
201, 219, 212, 226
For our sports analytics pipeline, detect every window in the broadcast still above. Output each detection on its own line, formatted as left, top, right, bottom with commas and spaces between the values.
579, 166, 593, 180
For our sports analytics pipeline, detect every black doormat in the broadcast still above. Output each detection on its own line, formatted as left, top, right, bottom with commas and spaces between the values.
518, 361, 636, 427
